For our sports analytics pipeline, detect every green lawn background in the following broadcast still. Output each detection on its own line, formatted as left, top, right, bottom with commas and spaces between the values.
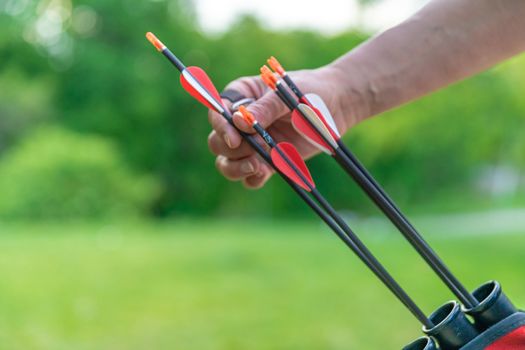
0, 220, 523, 349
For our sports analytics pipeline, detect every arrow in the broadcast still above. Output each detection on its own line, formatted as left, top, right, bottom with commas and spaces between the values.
260, 65, 336, 154
145, 33, 324, 237
181, 66, 225, 113
146, 33, 433, 328
268, 57, 340, 137
238, 106, 317, 193
238, 106, 314, 191
146, 33, 224, 114
261, 66, 335, 154
238, 106, 433, 329
264, 57, 479, 309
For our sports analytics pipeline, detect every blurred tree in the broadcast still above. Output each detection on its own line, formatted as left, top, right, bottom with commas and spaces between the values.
0, 127, 159, 220
0, 0, 523, 220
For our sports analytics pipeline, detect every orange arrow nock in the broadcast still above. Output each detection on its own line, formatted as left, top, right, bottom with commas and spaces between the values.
238, 106, 256, 126
146, 32, 166, 52
267, 56, 285, 76
260, 65, 278, 90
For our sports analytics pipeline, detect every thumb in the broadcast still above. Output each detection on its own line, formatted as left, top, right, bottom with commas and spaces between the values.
233, 90, 289, 133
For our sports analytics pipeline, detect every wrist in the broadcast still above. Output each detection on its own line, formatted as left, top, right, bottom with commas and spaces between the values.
324, 59, 373, 132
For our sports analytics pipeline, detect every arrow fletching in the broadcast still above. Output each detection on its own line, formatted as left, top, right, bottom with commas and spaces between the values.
292, 103, 338, 154
303, 93, 340, 138
180, 66, 225, 113
291, 109, 332, 155
271, 142, 315, 191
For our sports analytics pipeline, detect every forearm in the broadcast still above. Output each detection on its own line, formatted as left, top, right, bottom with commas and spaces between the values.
332, 0, 525, 123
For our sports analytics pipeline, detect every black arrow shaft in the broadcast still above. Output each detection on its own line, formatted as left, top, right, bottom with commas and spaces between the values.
156, 44, 432, 326
274, 78, 477, 308
254, 123, 432, 328
333, 145, 478, 308
310, 187, 432, 328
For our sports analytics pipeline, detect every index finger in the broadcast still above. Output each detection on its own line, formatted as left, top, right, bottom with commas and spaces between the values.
208, 76, 268, 149
208, 109, 241, 149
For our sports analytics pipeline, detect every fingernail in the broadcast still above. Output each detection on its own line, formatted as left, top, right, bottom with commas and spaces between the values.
224, 134, 232, 148
241, 161, 255, 174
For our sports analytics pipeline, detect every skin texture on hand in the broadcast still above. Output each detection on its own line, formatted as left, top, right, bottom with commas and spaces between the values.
207, 66, 365, 189
207, 0, 525, 189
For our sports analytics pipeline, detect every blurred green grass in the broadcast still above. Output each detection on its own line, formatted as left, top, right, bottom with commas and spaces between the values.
0, 220, 523, 349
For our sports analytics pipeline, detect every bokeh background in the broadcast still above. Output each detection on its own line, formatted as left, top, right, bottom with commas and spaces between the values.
0, 0, 524, 349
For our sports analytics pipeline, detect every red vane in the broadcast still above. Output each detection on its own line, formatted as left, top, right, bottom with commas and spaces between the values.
302, 93, 341, 139
180, 66, 223, 112
300, 97, 340, 140
291, 110, 333, 154
271, 142, 315, 191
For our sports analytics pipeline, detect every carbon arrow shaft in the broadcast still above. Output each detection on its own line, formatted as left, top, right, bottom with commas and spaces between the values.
241, 109, 432, 328
147, 33, 433, 327
269, 70, 478, 308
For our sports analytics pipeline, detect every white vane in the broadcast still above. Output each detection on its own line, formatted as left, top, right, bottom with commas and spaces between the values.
182, 69, 225, 114
304, 93, 340, 138
297, 103, 338, 150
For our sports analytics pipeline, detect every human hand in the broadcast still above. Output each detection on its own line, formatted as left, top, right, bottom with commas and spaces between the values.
207, 65, 361, 189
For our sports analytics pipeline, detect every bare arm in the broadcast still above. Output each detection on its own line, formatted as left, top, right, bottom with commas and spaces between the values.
334, 0, 525, 127
208, 0, 525, 188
